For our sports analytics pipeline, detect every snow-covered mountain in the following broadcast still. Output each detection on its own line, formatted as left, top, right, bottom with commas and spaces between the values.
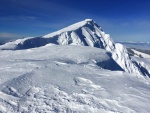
0, 19, 149, 77
0, 19, 150, 112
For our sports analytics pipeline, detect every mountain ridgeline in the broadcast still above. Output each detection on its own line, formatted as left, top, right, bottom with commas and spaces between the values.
0, 19, 149, 77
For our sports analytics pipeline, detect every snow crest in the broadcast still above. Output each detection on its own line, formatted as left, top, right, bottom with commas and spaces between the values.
0, 19, 148, 76
43, 19, 143, 75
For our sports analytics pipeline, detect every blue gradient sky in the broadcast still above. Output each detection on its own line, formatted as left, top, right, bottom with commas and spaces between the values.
0, 0, 150, 42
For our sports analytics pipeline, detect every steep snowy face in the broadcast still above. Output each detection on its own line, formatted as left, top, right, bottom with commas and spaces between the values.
112, 44, 142, 74
43, 19, 141, 75
0, 20, 112, 50
43, 19, 115, 50
0, 19, 146, 76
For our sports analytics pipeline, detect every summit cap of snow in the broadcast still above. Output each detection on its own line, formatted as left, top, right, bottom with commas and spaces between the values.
85, 19, 94, 22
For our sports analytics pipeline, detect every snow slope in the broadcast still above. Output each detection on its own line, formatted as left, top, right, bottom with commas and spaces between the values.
0, 19, 146, 77
0, 45, 150, 113
132, 57, 150, 77
131, 49, 150, 58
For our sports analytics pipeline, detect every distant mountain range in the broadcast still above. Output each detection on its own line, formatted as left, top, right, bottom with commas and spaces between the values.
118, 41, 150, 50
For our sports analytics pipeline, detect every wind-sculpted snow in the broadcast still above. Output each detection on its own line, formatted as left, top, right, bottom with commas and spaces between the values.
0, 19, 148, 76
0, 45, 150, 113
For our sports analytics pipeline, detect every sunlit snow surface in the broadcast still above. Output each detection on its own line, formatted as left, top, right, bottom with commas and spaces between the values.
0, 19, 144, 76
0, 45, 150, 113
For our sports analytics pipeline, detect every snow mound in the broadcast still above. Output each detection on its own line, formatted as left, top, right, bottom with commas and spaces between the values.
0, 45, 150, 113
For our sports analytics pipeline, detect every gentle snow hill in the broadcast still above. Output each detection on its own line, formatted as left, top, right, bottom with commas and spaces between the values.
0, 45, 150, 113
0, 45, 122, 85
0, 19, 149, 77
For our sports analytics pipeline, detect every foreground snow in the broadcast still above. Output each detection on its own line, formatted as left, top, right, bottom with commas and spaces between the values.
0, 45, 150, 113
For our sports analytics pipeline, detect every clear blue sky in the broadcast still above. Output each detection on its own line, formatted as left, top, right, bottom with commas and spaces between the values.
0, 0, 150, 43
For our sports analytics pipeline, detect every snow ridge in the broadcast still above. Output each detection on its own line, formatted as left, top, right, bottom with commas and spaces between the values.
0, 19, 148, 76
43, 19, 143, 76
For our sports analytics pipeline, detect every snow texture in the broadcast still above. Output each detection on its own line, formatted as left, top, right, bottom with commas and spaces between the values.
131, 49, 150, 58
0, 45, 150, 113
0, 19, 150, 112
0, 19, 148, 77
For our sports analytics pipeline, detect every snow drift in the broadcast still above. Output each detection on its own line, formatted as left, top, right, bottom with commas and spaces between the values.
0, 45, 150, 113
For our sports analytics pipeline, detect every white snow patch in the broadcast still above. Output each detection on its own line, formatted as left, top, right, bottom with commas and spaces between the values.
131, 49, 150, 58
0, 45, 149, 112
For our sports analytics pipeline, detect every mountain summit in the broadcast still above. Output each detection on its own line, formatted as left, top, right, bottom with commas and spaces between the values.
0, 19, 149, 77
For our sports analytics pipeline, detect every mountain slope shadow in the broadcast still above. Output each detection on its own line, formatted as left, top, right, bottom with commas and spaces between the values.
16, 37, 59, 49
96, 52, 124, 71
